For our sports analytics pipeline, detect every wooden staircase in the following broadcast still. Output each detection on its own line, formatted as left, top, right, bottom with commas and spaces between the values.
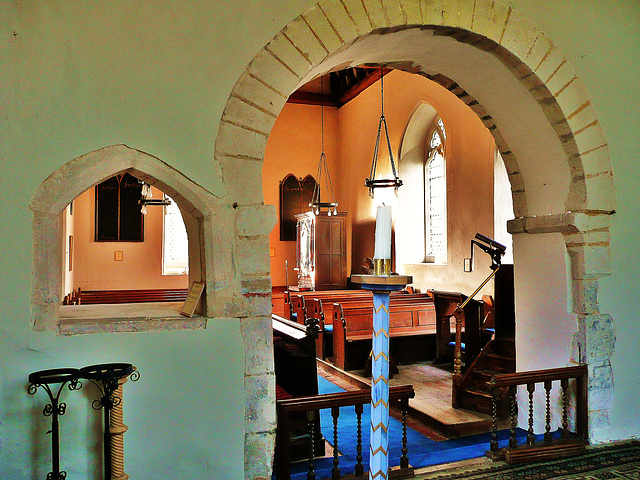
454, 337, 515, 417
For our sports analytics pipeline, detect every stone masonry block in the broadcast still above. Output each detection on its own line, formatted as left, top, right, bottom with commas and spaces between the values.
340, 0, 373, 35
320, 0, 360, 43
573, 213, 611, 233
382, 0, 405, 26
566, 103, 598, 137
283, 16, 330, 65
236, 205, 277, 237
244, 371, 276, 432
582, 243, 612, 278
471, 0, 510, 44
399, 0, 423, 25
574, 124, 607, 157
500, 9, 540, 62
224, 290, 273, 319
234, 72, 287, 118
579, 144, 613, 178
303, 6, 344, 54
218, 155, 265, 204
223, 96, 277, 137
553, 74, 594, 134
441, 0, 474, 30
236, 236, 271, 276
508, 172, 525, 192
244, 431, 276, 480
241, 317, 275, 377
535, 46, 565, 84
267, 32, 313, 79
420, 0, 445, 26
362, 0, 389, 29
584, 172, 617, 213
588, 360, 615, 410
524, 33, 553, 70
585, 315, 615, 363
216, 120, 268, 161
545, 61, 577, 98
247, 49, 300, 95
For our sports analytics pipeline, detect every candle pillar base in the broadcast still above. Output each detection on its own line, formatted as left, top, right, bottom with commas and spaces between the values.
373, 259, 391, 276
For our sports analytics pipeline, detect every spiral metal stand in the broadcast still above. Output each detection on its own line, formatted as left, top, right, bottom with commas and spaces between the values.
28, 368, 83, 480
80, 363, 140, 480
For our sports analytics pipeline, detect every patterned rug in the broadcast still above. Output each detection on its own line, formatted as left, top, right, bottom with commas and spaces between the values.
427, 441, 640, 479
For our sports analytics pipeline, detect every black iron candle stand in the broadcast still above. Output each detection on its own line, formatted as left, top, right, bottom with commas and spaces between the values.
28, 368, 82, 480
80, 363, 139, 480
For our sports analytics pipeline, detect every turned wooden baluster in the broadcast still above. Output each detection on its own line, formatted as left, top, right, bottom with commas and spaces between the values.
544, 380, 553, 443
490, 380, 499, 452
307, 410, 316, 480
355, 403, 364, 476
400, 398, 409, 469
561, 378, 570, 439
331, 406, 340, 480
453, 308, 464, 380
527, 383, 536, 445
509, 385, 518, 448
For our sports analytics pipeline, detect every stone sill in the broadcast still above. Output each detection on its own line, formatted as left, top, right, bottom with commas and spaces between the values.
58, 302, 206, 335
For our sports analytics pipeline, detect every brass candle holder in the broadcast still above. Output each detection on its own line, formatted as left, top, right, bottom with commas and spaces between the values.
373, 258, 391, 276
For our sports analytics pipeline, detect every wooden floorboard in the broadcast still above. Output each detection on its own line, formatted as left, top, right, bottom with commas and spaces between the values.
318, 359, 494, 439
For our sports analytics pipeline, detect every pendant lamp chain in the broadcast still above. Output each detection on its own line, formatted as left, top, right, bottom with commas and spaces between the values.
311, 75, 338, 216
365, 67, 402, 198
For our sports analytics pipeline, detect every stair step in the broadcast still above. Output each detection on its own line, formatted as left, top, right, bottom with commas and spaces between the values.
485, 353, 515, 372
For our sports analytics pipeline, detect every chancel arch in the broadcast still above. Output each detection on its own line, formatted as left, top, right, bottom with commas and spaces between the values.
214, 0, 617, 477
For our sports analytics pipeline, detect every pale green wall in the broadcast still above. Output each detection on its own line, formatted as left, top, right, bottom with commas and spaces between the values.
509, 0, 640, 440
1, 0, 640, 477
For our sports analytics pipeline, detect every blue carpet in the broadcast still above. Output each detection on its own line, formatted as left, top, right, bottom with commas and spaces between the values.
285, 376, 544, 480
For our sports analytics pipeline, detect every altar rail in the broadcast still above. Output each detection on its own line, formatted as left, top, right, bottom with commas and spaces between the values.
276, 384, 415, 480
488, 364, 589, 463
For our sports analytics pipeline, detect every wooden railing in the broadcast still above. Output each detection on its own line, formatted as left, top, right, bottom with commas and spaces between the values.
275, 385, 415, 480
488, 364, 589, 463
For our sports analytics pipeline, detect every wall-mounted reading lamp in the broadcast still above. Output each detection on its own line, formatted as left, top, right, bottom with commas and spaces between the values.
139, 182, 171, 214
459, 233, 507, 310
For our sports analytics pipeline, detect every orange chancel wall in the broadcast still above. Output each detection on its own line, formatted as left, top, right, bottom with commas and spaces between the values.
264, 69, 498, 294
70, 185, 189, 291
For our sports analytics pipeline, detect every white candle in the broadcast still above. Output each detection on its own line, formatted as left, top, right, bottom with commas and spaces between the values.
374, 205, 392, 260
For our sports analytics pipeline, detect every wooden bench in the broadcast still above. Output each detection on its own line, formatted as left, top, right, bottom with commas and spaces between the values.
332, 298, 436, 371
67, 288, 189, 305
272, 314, 324, 462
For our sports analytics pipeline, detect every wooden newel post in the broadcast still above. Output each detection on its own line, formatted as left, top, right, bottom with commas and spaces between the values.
351, 274, 412, 480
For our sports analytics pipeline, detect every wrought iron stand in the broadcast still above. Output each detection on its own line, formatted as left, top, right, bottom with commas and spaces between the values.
80, 363, 139, 480
351, 274, 411, 480
28, 368, 82, 480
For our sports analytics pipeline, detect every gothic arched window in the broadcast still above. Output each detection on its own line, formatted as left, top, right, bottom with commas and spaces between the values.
424, 118, 447, 263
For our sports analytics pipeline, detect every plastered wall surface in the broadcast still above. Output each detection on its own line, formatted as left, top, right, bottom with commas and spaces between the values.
1, 1, 639, 478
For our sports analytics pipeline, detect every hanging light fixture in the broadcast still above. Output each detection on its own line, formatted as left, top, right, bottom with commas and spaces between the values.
138, 181, 171, 214
310, 75, 339, 216
365, 67, 403, 198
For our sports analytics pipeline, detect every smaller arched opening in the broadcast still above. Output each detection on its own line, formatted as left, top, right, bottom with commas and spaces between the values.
30, 145, 224, 333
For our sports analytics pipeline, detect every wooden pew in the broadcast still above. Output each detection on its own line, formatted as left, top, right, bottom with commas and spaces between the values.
332, 298, 436, 371
70, 288, 189, 305
272, 314, 324, 462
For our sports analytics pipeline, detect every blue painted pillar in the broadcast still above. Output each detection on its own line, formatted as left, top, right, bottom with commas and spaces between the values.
351, 274, 411, 480
369, 289, 391, 480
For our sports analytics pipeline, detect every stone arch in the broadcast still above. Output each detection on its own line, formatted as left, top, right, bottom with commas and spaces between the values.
29, 144, 233, 331
215, 0, 617, 477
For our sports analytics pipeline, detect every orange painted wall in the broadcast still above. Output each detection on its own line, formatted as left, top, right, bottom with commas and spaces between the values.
71, 185, 189, 291
338, 70, 497, 294
264, 102, 340, 287
264, 70, 499, 294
